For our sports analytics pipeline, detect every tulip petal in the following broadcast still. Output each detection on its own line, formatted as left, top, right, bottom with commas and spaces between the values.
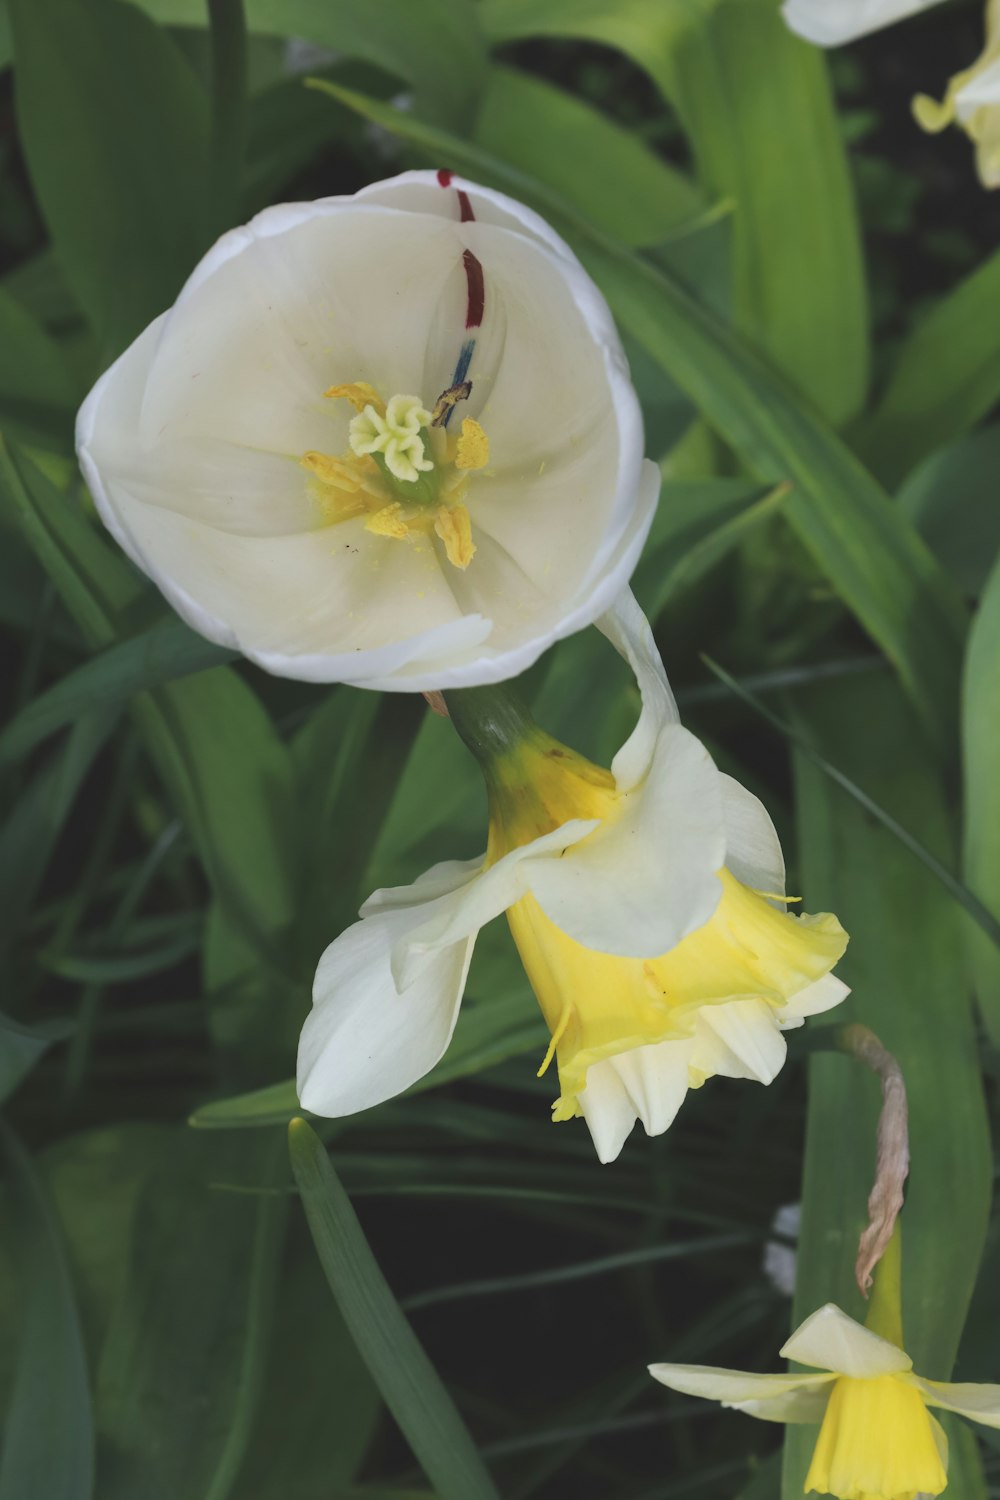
781, 0, 945, 47
781, 1304, 912, 1376
649, 1362, 834, 1422
913, 1375, 1000, 1429
719, 774, 786, 897
297, 908, 474, 1117
526, 720, 725, 958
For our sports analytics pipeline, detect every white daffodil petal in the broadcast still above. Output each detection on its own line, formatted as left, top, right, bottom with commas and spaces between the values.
783, 972, 852, 1022
576, 1057, 641, 1164
361, 856, 486, 915
527, 722, 725, 958
781, 1304, 912, 1376
297, 909, 474, 1117
913, 1376, 1000, 1429
695, 1000, 788, 1085
781, 0, 945, 46
394, 819, 600, 988
719, 774, 786, 897
603, 1037, 697, 1138
598, 588, 680, 791
649, 1363, 835, 1422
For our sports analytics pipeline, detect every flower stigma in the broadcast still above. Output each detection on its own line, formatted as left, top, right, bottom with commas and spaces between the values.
300, 382, 491, 570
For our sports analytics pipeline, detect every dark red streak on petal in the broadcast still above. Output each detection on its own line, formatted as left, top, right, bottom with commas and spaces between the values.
462, 249, 485, 329
457, 189, 475, 222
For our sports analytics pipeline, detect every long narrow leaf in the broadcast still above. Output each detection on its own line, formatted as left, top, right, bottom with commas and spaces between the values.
288, 1118, 501, 1500
962, 550, 1000, 1045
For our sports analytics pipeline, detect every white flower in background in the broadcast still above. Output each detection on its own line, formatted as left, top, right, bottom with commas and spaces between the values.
782, 0, 1000, 187
650, 1301, 1000, 1499
297, 592, 849, 1163
76, 171, 657, 691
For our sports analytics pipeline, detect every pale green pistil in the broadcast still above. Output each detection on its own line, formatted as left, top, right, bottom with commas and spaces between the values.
349, 394, 434, 483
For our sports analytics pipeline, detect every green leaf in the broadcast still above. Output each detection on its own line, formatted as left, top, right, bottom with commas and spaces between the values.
0, 285, 77, 450
857, 245, 1000, 489
898, 425, 1000, 597
311, 84, 966, 752
782, 674, 991, 1495
133, 0, 487, 126
474, 65, 705, 247
288, 1118, 502, 1500
96, 1136, 287, 1500
479, 0, 868, 425
0, 437, 300, 972
963, 550, 1000, 1048
0, 1124, 94, 1500
9, 0, 211, 357
0, 1011, 73, 1104
0, 617, 235, 768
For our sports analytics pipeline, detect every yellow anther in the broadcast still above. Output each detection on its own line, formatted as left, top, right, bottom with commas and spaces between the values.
302, 451, 369, 492
324, 382, 385, 416
434, 503, 476, 569
455, 418, 490, 471
365, 503, 411, 541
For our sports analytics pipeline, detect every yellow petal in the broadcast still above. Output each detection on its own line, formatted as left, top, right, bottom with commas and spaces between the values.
324, 381, 386, 416
455, 418, 490, 471
434, 503, 476, 569
805, 1374, 947, 1499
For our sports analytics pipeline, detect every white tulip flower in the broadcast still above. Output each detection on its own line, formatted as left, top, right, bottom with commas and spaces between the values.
76, 172, 657, 690
782, 0, 1000, 187
297, 593, 849, 1163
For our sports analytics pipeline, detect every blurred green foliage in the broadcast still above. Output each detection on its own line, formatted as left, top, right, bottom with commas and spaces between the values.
0, 1, 998, 1496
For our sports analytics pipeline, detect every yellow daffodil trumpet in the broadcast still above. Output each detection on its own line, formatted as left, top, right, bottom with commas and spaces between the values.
296, 592, 849, 1162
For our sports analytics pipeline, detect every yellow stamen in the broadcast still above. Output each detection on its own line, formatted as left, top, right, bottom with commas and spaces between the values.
301, 450, 379, 494
455, 418, 490, 471
324, 382, 386, 416
537, 1000, 574, 1078
434, 503, 476, 569
365, 503, 411, 540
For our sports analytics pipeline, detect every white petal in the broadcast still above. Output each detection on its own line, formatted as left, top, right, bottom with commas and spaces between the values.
605, 1036, 696, 1136
396, 820, 599, 986
913, 1376, 1000, 1429
576, 1059, 640, 1164
782, 972, 851, 1021
956, 54, 1000, 120
79, 178, 654, 691
362, 856, 485, 915
780, 1304, 912, 1376
297, 909, 474, 1117
597, 588, 680, 792
526, 722, 725, 958
720, 774, 785, 897
649, 1363, 834, 1422
695, 1000, 788, 1084
781, 0, 944, 46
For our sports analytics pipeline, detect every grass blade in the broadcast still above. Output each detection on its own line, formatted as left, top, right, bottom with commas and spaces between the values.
287, 1117, 502, 1500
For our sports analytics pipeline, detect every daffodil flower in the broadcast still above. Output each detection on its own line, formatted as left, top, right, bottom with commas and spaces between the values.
75, 171, 658, 690
296, 593, 849, 1162
650, 1300, 1000, 1498
782, 0, 1000, 187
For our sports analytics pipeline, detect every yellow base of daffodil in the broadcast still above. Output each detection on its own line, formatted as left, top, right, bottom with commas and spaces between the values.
489, 731, 847, 1118
805, 1373, 947, 1500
